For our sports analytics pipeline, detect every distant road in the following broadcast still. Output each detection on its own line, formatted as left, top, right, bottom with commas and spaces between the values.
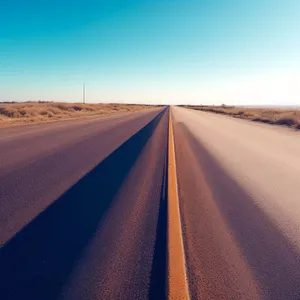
1, 106, 300, 299
172, 107, 300, 300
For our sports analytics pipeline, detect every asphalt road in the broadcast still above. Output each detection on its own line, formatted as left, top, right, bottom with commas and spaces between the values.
1, 105, 300, 300
0, 107, 168, 300
0, 108, 161, 244
172, 106, 300, 300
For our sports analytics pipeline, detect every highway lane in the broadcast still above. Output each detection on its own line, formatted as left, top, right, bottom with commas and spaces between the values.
0, 107, 168, 299
172, 107, 300, 300
0, 108, 162, 245
58, 109, 168, 300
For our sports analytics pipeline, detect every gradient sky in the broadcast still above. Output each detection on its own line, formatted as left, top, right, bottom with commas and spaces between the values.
1, 0, 300, 104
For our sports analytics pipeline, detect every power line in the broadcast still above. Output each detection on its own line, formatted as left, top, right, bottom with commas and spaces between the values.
83, 83, 86, 104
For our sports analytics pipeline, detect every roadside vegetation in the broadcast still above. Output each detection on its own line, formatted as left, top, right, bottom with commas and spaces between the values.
184, 105, 300, 130
0, 102, 157, 126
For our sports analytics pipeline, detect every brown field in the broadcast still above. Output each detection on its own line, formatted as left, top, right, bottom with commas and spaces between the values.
0, 102, 158, 126
184, 105, 300, 129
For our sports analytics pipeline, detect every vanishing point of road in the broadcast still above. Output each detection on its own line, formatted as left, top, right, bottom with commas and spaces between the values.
1, 106, 300, 299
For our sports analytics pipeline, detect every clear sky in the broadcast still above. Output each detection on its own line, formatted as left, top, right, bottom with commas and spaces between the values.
1, 0, 300, 105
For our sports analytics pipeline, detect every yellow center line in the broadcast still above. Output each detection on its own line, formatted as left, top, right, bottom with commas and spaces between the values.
168, 108, 190, 300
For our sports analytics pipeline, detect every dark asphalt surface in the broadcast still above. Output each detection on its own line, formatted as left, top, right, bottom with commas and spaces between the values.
0, 108, 161, 245
0, 107, 168, 299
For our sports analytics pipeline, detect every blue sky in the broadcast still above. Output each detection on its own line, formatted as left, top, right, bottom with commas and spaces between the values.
1, 0, 300, 104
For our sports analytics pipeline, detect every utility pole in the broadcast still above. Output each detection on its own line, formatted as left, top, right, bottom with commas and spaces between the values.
83, 83, 86, 104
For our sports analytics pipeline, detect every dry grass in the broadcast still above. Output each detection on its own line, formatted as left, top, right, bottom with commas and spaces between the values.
184, 105, 300, 130
0, 102, 159, 126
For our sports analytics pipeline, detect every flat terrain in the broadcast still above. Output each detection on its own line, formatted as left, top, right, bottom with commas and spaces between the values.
0, 102, 157, 126
1, 106, 300, 299
185, 105, 300, 129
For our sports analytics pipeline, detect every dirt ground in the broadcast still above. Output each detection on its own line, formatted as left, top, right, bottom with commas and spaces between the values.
184, 105, 300, 129
0, 102, 159, 126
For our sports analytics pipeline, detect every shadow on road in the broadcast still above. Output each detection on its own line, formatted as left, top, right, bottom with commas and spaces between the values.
0, 110, 165, 300
148, 128, 168, 300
